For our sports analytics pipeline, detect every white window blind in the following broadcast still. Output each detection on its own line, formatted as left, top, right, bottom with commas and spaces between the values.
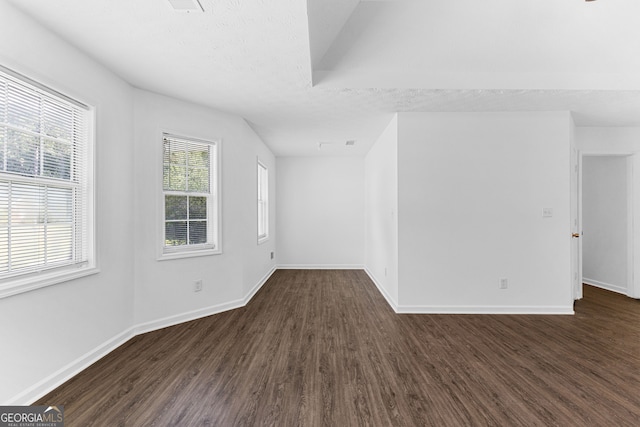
257, 161, 268, 242
162, 134, 217, 254
0, 67, 91, 281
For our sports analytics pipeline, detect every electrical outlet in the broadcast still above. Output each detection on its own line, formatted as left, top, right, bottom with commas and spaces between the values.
194, 280, 203, 292
499, 278, 508, 289
270, 251, 274, 260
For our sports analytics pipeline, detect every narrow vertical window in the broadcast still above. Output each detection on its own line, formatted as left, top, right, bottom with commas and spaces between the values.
162, 133, 219, 257
257, 160, 268, 243
0, 66, 94, 297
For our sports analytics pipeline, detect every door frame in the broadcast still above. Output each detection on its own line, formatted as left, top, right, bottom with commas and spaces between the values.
578, 151, 637, 299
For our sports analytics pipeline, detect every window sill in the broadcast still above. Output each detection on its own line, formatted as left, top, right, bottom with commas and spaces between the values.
0, 266, 100, 299
158, 247, 221, 261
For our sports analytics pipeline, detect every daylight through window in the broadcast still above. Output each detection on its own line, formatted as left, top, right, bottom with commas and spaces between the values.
257, 160, 268, 243
162, 134, 218, 254
0, 67, 92, 282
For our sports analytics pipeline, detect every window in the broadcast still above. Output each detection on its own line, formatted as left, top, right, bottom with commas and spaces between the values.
257, 160, 268, 243
162, 133, 219, 258
0, 66, 94, 297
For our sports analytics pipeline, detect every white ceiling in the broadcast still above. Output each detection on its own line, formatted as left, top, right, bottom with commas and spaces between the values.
5, 0, 640, 156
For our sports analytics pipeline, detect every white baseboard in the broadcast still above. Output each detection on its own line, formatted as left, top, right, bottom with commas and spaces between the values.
277, 264, 364, 270
136, 267, 277, 335
583, 277, 627, 295
396, 305, 574, 315
243, 266, 277, 304
7, 327, 135, 405
363, 268, 572, 315
363, 267, 398, 312
10, 267, 278, 405
134, 299, 246, 336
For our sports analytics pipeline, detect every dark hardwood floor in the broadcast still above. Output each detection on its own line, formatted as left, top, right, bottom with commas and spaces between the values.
37, 270, 640, 426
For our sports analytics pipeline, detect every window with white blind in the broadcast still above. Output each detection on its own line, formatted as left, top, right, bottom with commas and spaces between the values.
0, 66, 95, 298
257, 160, 268, 243
161, 133, 220, 258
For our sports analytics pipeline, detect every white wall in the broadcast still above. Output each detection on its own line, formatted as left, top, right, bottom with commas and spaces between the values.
582, 156, 628, 293
397, 112, 573, 313
364, 115, 399, 306
576, 127, 640, 153
277, 157, 364, 268
133, 90, 276, 328
0, 2, 135, 403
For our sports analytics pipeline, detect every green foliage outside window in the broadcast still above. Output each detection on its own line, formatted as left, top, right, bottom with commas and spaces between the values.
163, 136, 212, 248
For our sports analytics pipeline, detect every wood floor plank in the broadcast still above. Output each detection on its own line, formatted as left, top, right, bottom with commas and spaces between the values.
36, 270, 640, 426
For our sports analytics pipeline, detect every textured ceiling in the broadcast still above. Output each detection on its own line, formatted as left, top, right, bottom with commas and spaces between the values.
4, 0, 640, 157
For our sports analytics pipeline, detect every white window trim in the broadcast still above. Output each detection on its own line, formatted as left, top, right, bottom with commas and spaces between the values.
0, 265, 99, 299
257, 159, 269, 244
0, 66, 98, 299
157, 130, 222, 261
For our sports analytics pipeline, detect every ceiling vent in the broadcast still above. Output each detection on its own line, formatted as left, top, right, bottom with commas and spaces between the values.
168, 0, 204, 13
318, 140, 356, 150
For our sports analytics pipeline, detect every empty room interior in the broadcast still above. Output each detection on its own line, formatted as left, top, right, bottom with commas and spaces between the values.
1, 0, 640, 425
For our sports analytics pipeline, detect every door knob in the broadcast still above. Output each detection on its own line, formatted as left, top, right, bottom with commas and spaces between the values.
572, 233, 580, 238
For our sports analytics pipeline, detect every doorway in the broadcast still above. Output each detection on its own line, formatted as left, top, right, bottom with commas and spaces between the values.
578, 153, 636, 299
